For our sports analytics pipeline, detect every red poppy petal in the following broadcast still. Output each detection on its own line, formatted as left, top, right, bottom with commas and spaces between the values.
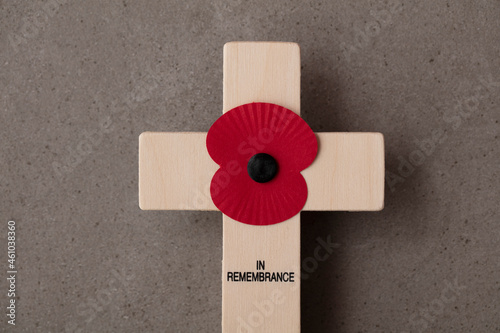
207, 103, 317, 170
210, 169, 308, 226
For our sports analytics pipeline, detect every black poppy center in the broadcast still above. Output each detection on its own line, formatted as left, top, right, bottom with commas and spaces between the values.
247, 153, 278, 183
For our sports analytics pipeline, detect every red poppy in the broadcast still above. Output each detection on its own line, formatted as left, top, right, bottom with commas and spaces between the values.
206, 102, 317, 226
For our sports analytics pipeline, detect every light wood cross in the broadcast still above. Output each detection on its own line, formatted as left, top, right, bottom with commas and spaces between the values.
139, 42, 384, 332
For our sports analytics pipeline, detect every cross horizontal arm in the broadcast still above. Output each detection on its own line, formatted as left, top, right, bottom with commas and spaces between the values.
139, 132, 218, 211
139, 131, 384, 211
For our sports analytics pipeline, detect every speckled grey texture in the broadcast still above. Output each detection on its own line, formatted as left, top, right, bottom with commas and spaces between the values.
0, 0, 499, 332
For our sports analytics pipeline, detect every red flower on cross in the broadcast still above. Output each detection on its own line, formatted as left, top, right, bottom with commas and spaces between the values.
206, 102, 317, 226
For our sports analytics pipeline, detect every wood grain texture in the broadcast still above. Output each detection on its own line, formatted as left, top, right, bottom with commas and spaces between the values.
223, 42, 300, 114
139, 132, 217, 211
222, 215, 300, 333
138, 132, 384, 211
303, 132, 384, 211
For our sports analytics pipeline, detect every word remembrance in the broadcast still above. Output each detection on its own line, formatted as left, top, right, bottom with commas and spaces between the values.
228, 261, 295, 283
139, 42, 385, 332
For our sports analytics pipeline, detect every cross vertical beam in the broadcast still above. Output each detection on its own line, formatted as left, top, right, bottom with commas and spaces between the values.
222, 42, 301, 332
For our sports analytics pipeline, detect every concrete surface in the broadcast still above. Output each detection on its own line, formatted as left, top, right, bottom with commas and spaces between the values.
1, 0, 499, 332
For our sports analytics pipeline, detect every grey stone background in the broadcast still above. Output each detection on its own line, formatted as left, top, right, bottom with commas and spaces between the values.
0, 0, 499, 332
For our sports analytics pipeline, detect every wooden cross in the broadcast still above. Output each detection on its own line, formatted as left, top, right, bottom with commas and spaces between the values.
139, 42, 384, 332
